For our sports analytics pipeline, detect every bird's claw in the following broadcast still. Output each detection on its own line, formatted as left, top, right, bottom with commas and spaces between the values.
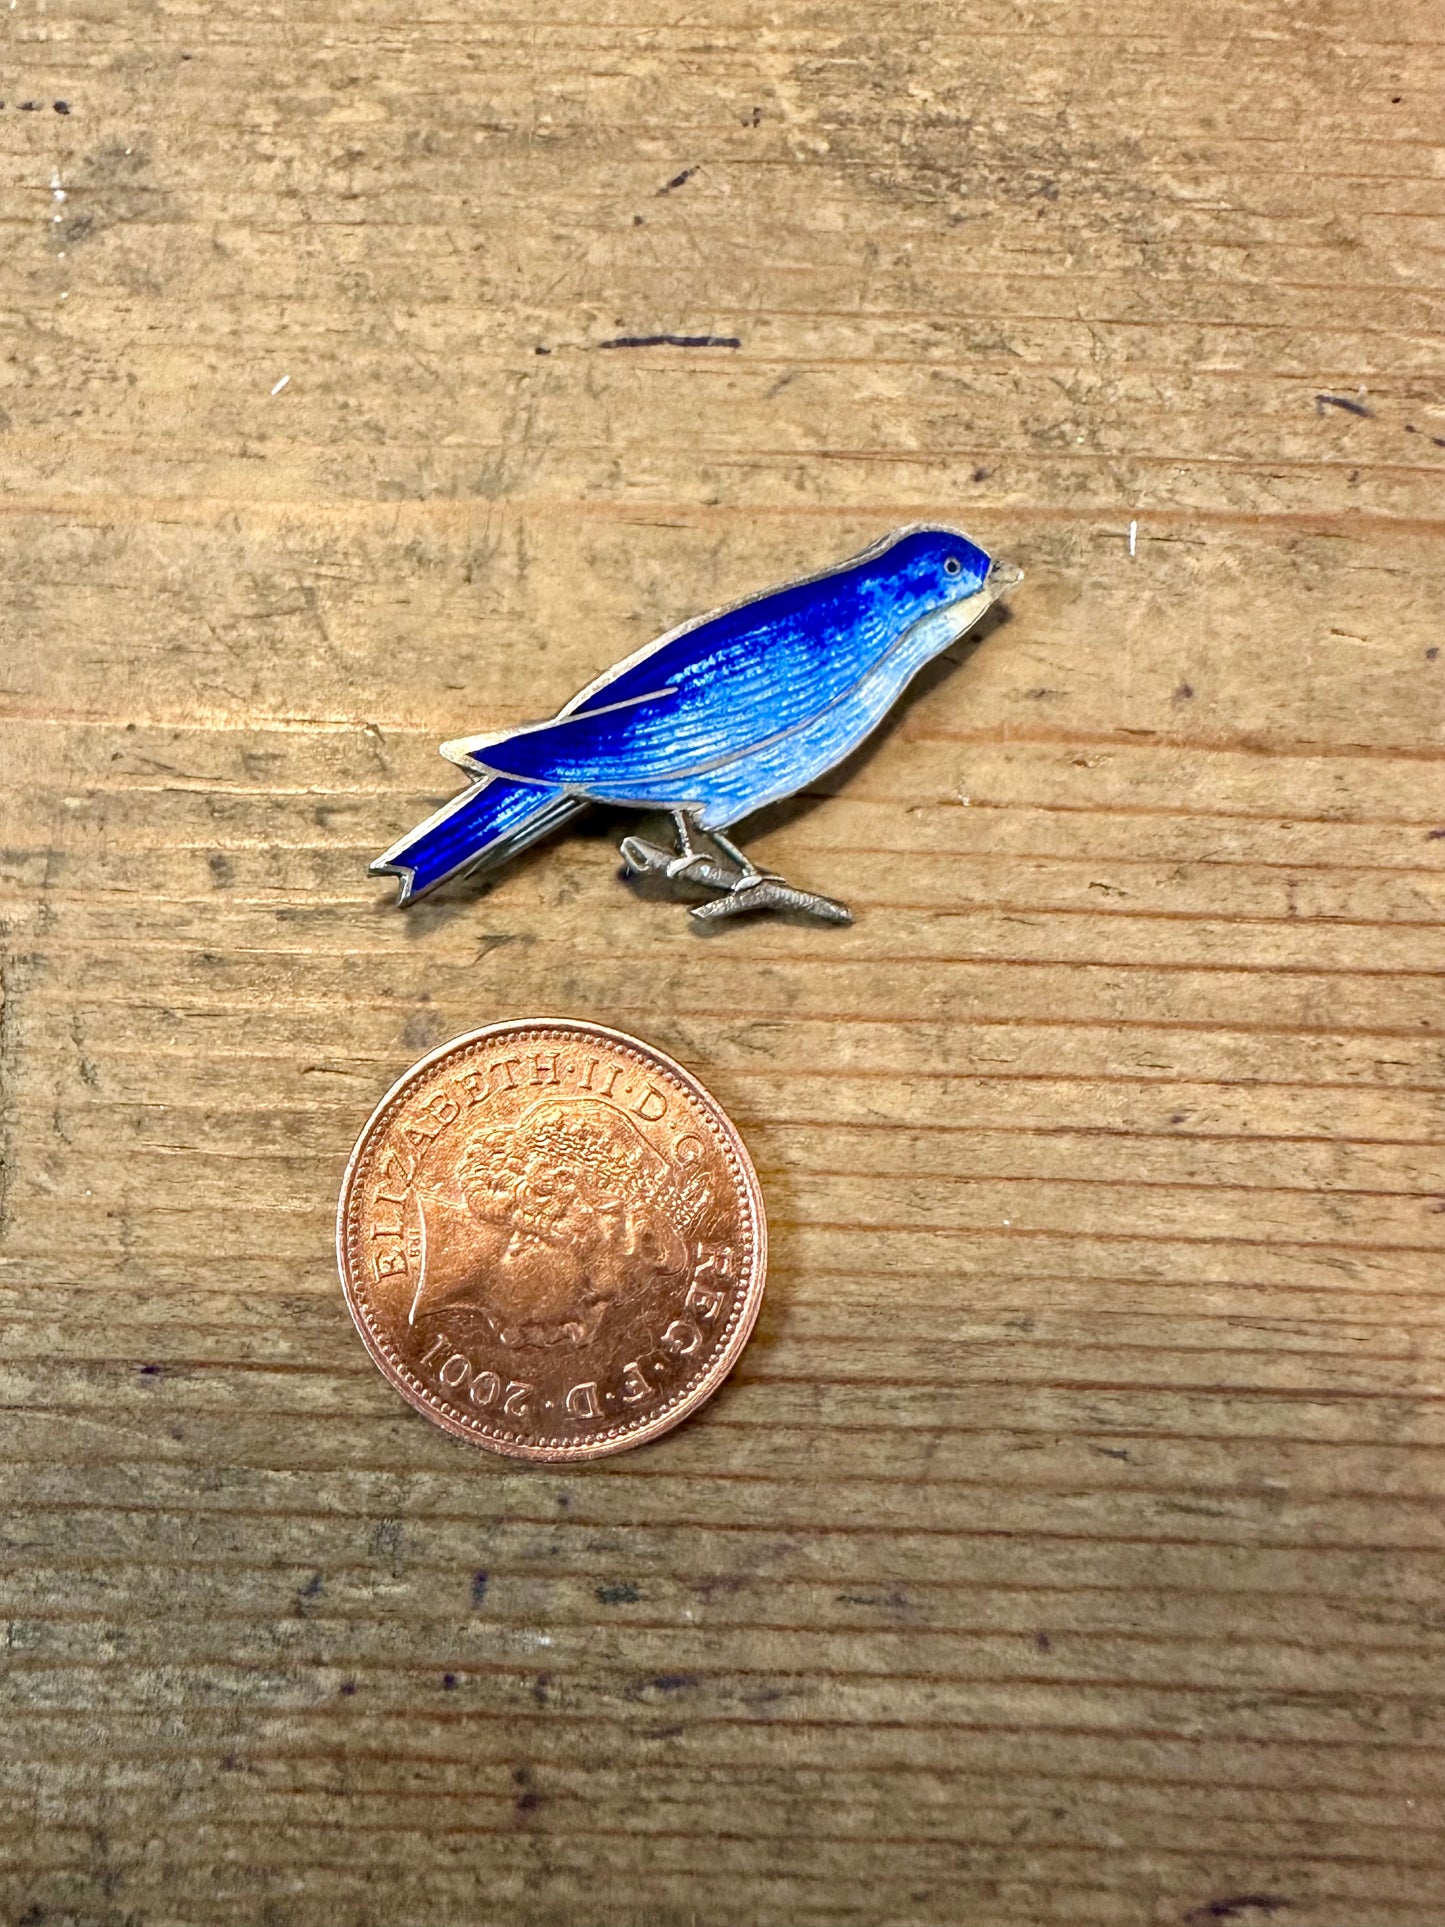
621, 834, 733, 893
665, 850, 720, 882
622, 830, 851, 924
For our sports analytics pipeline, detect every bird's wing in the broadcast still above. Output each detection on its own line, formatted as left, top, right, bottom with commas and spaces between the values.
452, 578, 900, 790
456, 681, 732, 790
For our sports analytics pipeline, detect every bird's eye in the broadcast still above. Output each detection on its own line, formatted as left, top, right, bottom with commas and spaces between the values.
944, 556, 962, 576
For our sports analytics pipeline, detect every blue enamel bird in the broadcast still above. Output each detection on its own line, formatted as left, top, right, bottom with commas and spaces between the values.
373, 524, 1019, 923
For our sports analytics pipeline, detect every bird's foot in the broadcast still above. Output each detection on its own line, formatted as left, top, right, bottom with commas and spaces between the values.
689, 876, 853, 925
620, 834, 736, 894
665, 849, 729, 884
620, 832, 851, 924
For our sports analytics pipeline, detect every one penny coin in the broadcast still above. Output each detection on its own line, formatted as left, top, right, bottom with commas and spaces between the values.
336, 1019, 767, 1461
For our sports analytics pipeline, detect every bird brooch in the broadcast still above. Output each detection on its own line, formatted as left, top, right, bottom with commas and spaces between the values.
373, 524, 1020, 925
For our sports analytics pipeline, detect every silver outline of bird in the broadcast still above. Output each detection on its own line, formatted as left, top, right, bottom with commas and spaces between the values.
372, 524, 1020, 923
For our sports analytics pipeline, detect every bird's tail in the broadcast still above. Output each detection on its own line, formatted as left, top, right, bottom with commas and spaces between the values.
370, 775, 585, 904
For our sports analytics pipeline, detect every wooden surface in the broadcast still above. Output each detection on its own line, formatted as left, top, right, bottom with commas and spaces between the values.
3, 3, 1444, 1922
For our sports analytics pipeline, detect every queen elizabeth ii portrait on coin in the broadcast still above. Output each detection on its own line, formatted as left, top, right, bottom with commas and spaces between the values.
407, 1095, 695, 1350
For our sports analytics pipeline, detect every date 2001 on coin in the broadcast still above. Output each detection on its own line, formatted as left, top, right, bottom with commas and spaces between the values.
336, 1020, 767, 1461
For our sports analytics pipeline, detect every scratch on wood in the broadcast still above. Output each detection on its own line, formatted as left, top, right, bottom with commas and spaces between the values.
597, 334, 742, 350
1314, 393, 1374, 419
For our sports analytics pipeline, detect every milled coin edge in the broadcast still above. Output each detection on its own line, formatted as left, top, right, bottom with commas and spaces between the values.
335, 1017, 768, 1462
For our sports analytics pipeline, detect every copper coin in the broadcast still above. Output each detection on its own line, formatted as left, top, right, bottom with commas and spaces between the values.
336, 1019, 767, 1461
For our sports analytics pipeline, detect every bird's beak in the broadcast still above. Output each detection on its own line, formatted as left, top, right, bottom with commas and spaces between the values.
933, 553, 1023, 650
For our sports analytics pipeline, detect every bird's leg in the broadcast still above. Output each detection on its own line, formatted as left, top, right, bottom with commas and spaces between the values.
705, 827, 773, 882
664, 809, 726, 882
619, 811, 738, 894
620, 813, 851, 924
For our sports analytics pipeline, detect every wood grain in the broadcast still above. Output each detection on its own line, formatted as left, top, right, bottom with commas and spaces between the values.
2, 1, 1444, 1922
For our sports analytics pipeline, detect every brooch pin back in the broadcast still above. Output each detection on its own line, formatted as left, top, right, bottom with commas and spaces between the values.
372, 524, 1019, 923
